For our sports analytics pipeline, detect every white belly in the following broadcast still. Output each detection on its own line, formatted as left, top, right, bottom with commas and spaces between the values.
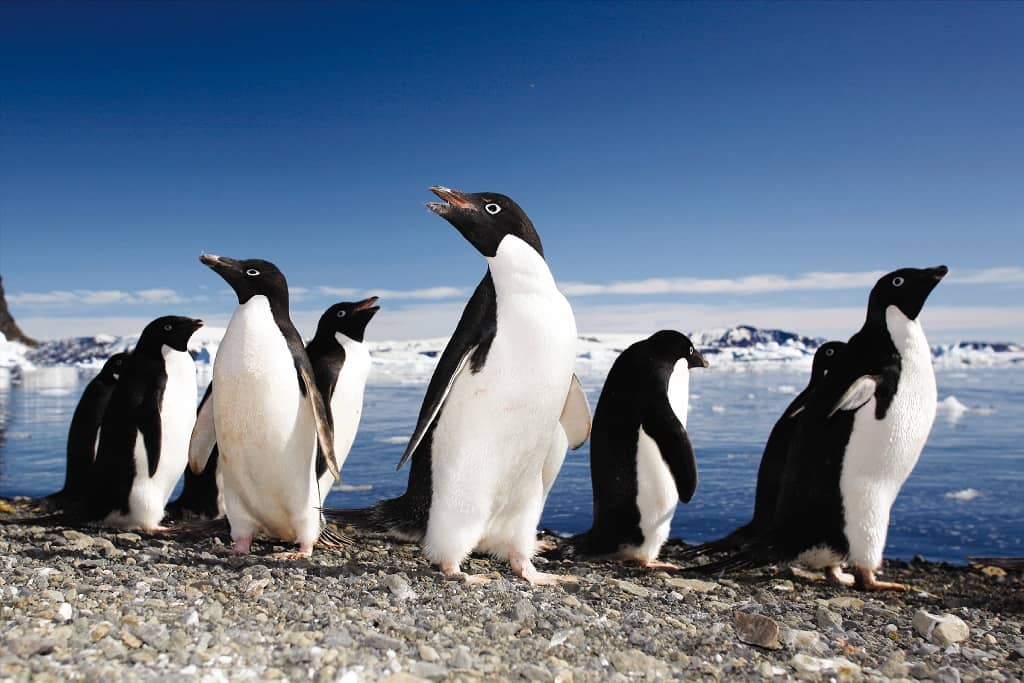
212, 296, 319, 541
105, 346, 196, 530
840, 306, 937, 569
627, 428, 678, 563
667, 362, 690, 428
424, 236, 578, 562
330, 334, 371, 472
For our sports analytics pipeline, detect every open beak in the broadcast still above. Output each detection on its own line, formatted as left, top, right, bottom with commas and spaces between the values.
354, 296, 380, 315
427, 186, 475, 215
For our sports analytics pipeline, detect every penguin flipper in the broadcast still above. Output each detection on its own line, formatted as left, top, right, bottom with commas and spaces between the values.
138, 380, 165, 478
397, 344, 476, 470
642, 398, 698, 504
299, 365, 339, 479
188, 384, 216, 474
828, 375, 879, 418
560, 374, 592, 450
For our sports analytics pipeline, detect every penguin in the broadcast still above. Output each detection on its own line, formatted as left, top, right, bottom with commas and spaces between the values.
325, 186, 591, 585
306, 297, 380, 502
693, 266, 947, 590
575, 331, 708, 569
84, 316, 202, 530
46, 352, 130, 505
192, 255, 337, 556
678, 340, 846, 559
165, 383, 221, 520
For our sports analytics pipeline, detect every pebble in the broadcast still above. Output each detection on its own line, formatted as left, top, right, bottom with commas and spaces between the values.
664, 577, 718, 593
815, 605, 843, 630
614, 580, 650, 598
913, 610, 971, 645
734, 611, 781, 650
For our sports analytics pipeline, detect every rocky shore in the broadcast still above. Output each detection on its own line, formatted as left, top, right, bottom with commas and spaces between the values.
0, 519, 1021, 682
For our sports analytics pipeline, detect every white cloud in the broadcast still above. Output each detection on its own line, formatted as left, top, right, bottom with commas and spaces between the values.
8, 288, 194, 308
317, 285, 467, 301
136, 289, 187, 304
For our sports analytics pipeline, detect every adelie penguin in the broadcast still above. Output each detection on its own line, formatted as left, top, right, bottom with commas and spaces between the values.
694, 266, 947, 590
192, 255, 338, 557
83, 316, 202, 530
679, 340, 846, 559
43, 352, 130, 506
573, 331, 707, 569
326, 187, 591, 585
169, 298, 380, 522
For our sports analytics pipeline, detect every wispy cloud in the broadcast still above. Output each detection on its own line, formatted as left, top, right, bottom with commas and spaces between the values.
317, 285, 467, 301
559, 266, 1024, 297
8, 288, 195, 308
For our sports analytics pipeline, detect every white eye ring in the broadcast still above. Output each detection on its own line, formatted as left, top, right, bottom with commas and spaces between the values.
892, 276, 904, 287
825, 348, 835, 356
163, 324, 173, 332
484, 203, 501, 215
690, 347, 694, 355
246, 268, 260, 277
336, 310, 347, 318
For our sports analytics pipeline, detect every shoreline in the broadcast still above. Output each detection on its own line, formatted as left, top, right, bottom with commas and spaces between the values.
1, 519, 1021, 681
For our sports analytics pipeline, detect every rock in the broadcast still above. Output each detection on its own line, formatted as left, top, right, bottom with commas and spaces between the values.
815, 606, 842, 631
518, 664, 553, 682
790, 654, 861, 679
734, 611, 781, 650
121, 631, 143, 649
614, 580, 650, 598
450, 645, 474, 669
61, 530, 94, 548
780, 628, 821, 652
664, 577, 719, 593
826, 596, 864, 610
934, 665, 961, 683
913, 610, 970, 646
514, 599, 537, 622
608, 649, 669, 676
56, 602, 73, 621
115, 533, 142, 543
407, 661, 448, 681
418, 644, 440, 662
383, 574, 417, 601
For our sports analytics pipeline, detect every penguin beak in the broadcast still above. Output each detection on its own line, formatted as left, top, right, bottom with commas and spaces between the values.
354, 296, 381, 317
930, 265, 948, 282
427, 186, 476, 215
199, 253, 241, 273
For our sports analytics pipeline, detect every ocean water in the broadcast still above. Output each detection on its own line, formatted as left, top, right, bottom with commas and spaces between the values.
1, 365, 1020, 565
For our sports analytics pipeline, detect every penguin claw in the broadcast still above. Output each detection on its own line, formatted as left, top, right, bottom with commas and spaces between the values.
535, 538, 557, 553
827, 566, 856, 586
852, 568, 909, 591
639, 559, 681, 571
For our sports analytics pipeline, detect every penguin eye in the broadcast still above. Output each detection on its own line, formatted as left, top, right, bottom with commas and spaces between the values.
336, 310, 347, 318
246, 268, 260, 277
163, 324, 173, 332
825, 348, 835, 356
823, 369, 829, 376
484, 203, 502, 215
689, 346, 695, 355
892, 276, 905, 287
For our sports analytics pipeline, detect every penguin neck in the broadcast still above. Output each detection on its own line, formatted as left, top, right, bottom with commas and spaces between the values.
666, 361, 690, 427
884, 305, 930, 359
485, 235, 555, 295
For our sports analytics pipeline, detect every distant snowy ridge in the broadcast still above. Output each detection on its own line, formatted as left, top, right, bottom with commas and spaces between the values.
2, 325, 1022, 388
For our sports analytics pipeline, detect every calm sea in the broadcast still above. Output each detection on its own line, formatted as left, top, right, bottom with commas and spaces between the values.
1, 366, 1020, 565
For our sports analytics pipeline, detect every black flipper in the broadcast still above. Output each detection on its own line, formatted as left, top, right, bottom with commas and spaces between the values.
641, 395, 698, 503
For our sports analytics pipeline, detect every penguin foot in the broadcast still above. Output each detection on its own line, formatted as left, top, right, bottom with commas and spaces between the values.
510, 551, 578, 586
440, 562, 491, 586
852, 567, 909, 591
231, 536, 253, 555
826, 566, 856, 586
638, 559, 681, 571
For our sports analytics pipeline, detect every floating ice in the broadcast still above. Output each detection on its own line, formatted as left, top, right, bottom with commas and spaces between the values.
945, 488, 981, 501
936, 396, 969, 422
378, 436, 410, 445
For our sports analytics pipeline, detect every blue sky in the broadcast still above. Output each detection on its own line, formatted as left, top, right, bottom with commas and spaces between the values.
2, 1, 1022, 342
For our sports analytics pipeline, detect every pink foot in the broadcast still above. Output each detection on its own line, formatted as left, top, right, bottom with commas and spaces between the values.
510, 549, 577, 586
852, 567, 909, 591
827, 565, 856, 586
231, 536, 253, 555
440, 561, 490, 585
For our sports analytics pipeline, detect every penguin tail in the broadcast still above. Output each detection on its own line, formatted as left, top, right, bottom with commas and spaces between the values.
0, 509, 78, 527
321, 496, 426, 541
317, 523, 352, 549
536, 529, 582, 560
687, 542, 780, 576
159, 517, 231, 541
675, 524, 755, 560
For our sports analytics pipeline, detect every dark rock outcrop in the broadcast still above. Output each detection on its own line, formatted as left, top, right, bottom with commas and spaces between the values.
0, 276, 39, 347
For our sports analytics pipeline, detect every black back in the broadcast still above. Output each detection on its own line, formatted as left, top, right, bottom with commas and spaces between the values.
53, 352, 129, 502
582, 330, 706, 554
85, 316, 201, 521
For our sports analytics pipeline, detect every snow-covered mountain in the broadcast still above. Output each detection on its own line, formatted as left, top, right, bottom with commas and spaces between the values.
3, 325, 1022, 389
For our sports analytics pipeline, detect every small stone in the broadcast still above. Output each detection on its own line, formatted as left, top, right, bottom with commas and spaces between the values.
614, 580, 650, 598
418, 644, 440, 662
608, 649, 669, 676
790, 654, 860, 679
91, 622, 112, 642
61, 530, 94, 548
514, 599, 537, 622
934, 666, 961, 683
771, 579, 795, 591
913, 610, 970, 646
407, 661, 447, 680
383, 574, 417, 601
116, 532, 142, 543
664, 577, 719, 593
364, 634, 403, 651
815, 606, 843, 630
56, 602, 73, 621
121, 631, 143, 649
734, 611, 781, 650
781, 628, 822, 652
827, 596, 865, 610
450, 645, 474, 669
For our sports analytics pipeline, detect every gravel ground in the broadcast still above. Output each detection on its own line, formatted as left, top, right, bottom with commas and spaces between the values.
0, 518, 1022, 682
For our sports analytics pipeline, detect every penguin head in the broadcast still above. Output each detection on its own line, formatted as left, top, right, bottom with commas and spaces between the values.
138, 316, 203, 353
426, 186, 544, 258
868, 265, 948, 321
648, 330, 709, 369
810, 341, 845, 382
315, 297, 380, 344
199, 254, 289, 306
98, 352, 131, 384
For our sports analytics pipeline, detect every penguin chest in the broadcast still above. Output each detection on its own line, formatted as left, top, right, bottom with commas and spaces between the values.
666, 362, 690, 428
632, 428, 678, 561
154, 346, 198, 487
329, 335, 371, 469
213, 298, 315, 486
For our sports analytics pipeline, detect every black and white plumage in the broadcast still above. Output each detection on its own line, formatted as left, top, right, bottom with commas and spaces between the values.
575, 331, 707, 568
679, 341, 846, 559
193, 255, 337, 557
307, 297, 380, 500
694, 266, 947, 590
165, 383, 221, 520
46, 352, 130, 505
83, 316, 202, 529
326, 187, 591, 585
